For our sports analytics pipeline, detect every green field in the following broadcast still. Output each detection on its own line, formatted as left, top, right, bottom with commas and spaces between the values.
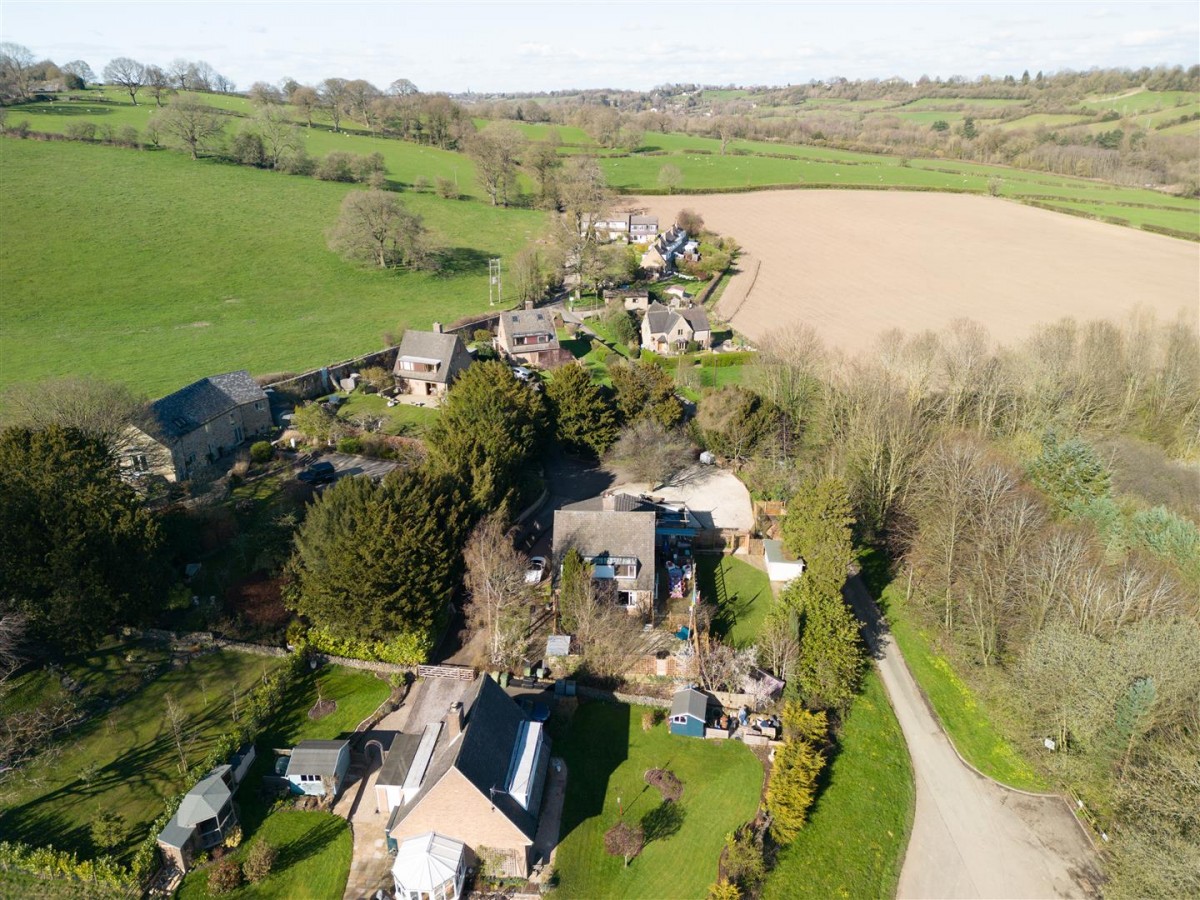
996, 113, 1094, 131
0, 645, 287, 862
553, 701, 762, 899
696, 554, 774, 648
1086, 89, 1198, 113
0, 139, 547, 397
762, 667, 914, 900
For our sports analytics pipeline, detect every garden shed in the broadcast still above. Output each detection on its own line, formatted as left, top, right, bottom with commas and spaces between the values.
668, 687, 708, 738
763, 539, 805, 583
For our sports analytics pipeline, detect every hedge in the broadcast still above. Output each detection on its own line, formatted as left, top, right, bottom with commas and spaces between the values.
300, 624, 430, 666
0, 841, 137, 897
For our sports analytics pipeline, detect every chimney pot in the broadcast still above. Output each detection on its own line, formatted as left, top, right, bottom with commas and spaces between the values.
524, 300, 534, 310
432, 321, 443, 334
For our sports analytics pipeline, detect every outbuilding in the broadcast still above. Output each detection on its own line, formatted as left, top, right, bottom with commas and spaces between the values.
668, 687, 709, 738
763, 539, 806, 583
285, 739, 351, 798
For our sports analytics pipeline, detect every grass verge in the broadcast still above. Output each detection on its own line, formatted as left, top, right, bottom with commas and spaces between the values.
553, 701, 762, 899
762, 667, 914, 900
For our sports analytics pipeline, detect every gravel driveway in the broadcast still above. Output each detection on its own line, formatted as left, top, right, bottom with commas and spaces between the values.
844, 576, 1102, 899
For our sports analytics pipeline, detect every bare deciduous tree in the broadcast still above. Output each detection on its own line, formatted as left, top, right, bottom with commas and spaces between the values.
154, 97, 224, 159
103, 57, 147, 105
464, 514, 535, 669
605, 420, 694, 489
327, 189, 430, 270
2, 376, 148, 456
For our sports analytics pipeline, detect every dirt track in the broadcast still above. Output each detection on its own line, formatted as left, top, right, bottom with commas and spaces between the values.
624, 191, 1199, 353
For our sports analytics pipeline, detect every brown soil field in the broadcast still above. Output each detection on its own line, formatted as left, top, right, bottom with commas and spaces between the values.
624, 191, 1199, 354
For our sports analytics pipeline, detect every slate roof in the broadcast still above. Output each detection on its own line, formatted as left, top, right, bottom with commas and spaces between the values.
394, 331, 471, 384
499, 309, 560, 354
285, 739, 349, 778
376, 732, 423, 788
552, 506, 657, 593
392, 676, 543, 841
644, 302, 710, 341
671, 687, 709, 721
149, 371, 266, 440
176, 768, 232, 827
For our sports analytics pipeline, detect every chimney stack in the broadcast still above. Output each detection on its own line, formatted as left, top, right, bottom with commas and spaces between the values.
432, 321, 443, 334
524, 300, 534, 310
602, 492, 616, 511
447, 701, 464, 739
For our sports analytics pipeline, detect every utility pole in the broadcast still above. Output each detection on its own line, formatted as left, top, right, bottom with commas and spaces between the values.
488, 258, 502, 306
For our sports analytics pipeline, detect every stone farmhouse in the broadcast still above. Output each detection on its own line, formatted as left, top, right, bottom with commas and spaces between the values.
378, 675, 551, 879
581, 212, 659, 244
495, 305, 571, 369
641, 225, 689, 277
122, 370, 272, 483
392, 327, 473, 400
641, 301, 712, 354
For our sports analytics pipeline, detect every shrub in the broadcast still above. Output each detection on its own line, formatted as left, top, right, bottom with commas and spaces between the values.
279, 149, 316, 176
89, 811, 125, 851
222, 824, 243, 849
250, 441, 273, 463
413, 175, 432, 192
242, 839, 277, 884
628, 345, 641, 359
473, 328, 494, 344
208, 857, 243, 894
116, 125, 139, 147
315, 152, 356, 182
435, 176, 458, 199
300, 624, 431, 665
336, 436, 363, 454
65, 121, 97, 141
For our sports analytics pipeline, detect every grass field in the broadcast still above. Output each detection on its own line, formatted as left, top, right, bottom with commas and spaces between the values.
696, 555, 774, 648
762, 667, 914, 900
552, 701, 762, 899
175, 810, 352, 900
0, 139, 547, 397
0, 645, 287, 862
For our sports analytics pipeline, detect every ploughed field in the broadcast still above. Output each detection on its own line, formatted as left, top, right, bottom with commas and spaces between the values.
628, 190, 1200, 354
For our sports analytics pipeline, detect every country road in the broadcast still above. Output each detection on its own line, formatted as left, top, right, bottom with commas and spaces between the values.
843, 576, 1103, 899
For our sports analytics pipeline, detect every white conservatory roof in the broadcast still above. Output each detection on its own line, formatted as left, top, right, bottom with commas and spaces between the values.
392, 832, 465, 892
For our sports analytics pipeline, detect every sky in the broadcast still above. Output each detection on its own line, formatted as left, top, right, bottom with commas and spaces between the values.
3, 1, 1197, 94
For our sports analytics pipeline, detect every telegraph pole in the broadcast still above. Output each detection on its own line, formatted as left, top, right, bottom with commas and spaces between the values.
488, 258, 502, 306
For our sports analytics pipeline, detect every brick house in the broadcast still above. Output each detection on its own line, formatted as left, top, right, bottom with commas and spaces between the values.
121, 370, 272, 483
392, 327, 473, 399
381, 676, 551, 879
641, 301, 712, 354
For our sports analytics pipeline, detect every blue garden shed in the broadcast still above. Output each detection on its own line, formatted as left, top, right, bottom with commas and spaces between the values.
668, 687, 708, 738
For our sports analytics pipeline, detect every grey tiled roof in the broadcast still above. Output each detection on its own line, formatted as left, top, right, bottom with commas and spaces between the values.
680, 306, 710, 333
176, 768, 232, 826
671, 687, 708, 721
286, 739, 349, 778
552, 507, 657, 593
391, 676, 542, 841
644, 301, 674, 336
561, 492, 649, 513
149, 370, 266, 440
394, 331, 471, 384
376, 732, 422, 787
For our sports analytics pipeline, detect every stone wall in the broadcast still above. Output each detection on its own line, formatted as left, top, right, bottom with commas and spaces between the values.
265, 346, 401, 404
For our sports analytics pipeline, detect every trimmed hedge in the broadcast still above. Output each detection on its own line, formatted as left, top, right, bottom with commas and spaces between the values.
300, 624, 430, 666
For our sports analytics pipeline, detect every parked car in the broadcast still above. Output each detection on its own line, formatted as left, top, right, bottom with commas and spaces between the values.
511, 365, 534, 382
297, 461, 337, 485
524, 556, 547, 584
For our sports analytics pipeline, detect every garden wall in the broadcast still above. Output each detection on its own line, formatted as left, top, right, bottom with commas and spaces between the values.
265, 346, 401, 404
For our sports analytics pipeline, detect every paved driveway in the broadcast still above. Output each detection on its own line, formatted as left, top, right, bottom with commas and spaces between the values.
844, 577, 1102, 899
612, 464, 754, 531
323, 452, 403, 482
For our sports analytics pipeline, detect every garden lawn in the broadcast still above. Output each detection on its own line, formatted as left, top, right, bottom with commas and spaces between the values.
336, 391, 440, 436
0, 139, 547, 397
0, 646, 287, 862
762, 667, 914, 900
175, 810, 351, 900
553, 701, 761, 900
696, 555, 774, 647
881, 585, 1046, 792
